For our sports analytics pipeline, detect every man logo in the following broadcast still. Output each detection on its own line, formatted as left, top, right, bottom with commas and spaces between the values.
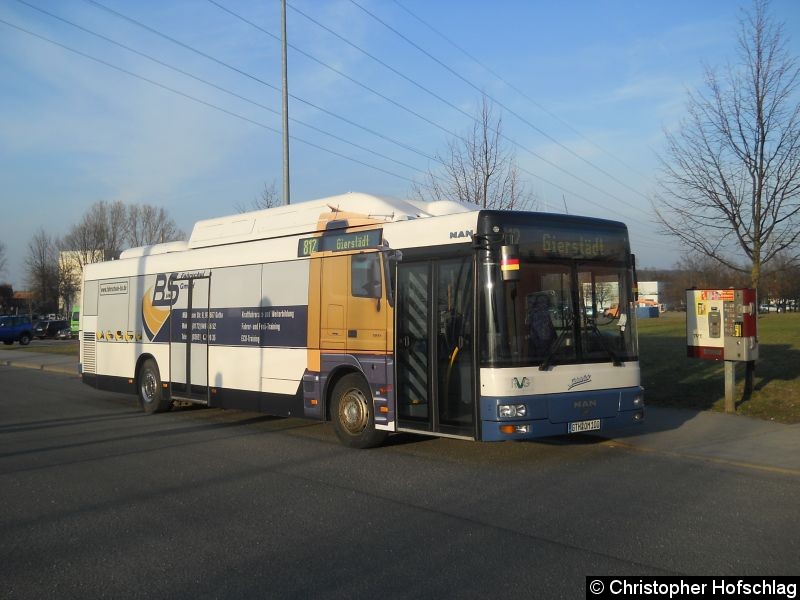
449, 230, 473, 240
511, 376, 531, 390
142, 273, 178, 340
573, 399, 597, 409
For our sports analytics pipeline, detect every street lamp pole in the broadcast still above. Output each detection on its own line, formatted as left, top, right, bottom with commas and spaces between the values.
281, 0, 290, 205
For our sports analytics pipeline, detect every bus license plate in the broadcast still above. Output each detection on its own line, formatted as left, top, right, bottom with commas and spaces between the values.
569, 419, 600, 433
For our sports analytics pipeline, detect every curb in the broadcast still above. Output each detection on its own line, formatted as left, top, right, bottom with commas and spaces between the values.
2, 360, 79, 377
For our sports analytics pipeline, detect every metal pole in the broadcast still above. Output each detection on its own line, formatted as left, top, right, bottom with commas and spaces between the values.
724, 361, 736, 413
281, 0, 290, 205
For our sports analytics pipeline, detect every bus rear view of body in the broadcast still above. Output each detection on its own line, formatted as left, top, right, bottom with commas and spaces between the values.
79, 193, 643, 447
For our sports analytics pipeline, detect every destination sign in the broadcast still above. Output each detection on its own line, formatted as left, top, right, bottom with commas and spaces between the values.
541, 233, 607, 258
512, 225, 629, 260
297, 228, 383, 257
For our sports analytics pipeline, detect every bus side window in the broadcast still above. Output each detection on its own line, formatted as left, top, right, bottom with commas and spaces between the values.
351, 254, 382, 299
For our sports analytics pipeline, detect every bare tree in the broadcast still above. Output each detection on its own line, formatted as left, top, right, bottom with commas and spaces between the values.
64, 201, 184, 267
25, 229, 59, 314
235, 181, 280, 213
674, 253, 750, 290
0, 283, 13, 314
655, 0, 800, 290
63, 200, 127, 268
413, 95, 535, 210
0, 241, 6, 277
127, 204, 184, 246
761, 252, 800, 309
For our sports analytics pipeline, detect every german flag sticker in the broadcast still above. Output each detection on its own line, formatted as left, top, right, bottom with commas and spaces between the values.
500, 244, 521, 281
501, 257, 520, 272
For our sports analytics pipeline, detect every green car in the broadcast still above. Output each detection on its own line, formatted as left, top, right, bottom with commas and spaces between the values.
70, 306, 80, 338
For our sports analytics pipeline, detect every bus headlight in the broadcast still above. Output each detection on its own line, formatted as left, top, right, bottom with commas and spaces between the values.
633, 394, 643, 407
498, 404, 527, 418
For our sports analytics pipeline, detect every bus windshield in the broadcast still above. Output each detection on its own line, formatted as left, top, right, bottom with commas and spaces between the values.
480, 258, 638, 368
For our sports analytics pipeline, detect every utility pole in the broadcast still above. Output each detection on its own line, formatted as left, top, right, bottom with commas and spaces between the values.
281, 0, 290, 205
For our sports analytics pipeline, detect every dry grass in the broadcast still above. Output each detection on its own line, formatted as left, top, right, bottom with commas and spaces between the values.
638, 312, 800, 423
8, 340, 79, 356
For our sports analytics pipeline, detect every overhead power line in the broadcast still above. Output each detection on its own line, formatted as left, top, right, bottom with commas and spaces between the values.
75, 0, 645, 224
285, 0, 652, 216
0, 17, 416, 184
207, 0, 654, 223
205, 0, 464, 142
16, 0, 659, 232
13, 0, 425, 176
77, 0, 657, 228
347, 0, 654, 212
391, 0, 651, 181
23, 0, 513, 195
78, 0, 438, 163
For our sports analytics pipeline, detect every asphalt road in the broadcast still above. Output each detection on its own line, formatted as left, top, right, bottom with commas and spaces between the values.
1, 369, 798, 599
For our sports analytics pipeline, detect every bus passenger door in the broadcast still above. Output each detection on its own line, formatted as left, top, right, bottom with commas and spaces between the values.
396, 262, 430, 424
396, 258, 475, 438
169, 275, 210, 403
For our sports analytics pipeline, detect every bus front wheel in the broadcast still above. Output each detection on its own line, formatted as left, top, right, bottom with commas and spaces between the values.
331, 373, 387, 449
138, 358, 171, 414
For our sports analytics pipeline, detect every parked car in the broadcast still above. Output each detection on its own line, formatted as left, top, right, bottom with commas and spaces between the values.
56, 326, 73, 340
70, 306, 80, 337
0, 315, 34, 345
34, 319, 69, 339
33, 320, 50, 339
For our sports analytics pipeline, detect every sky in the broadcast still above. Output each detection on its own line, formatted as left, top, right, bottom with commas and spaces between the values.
1, 0, 799, 289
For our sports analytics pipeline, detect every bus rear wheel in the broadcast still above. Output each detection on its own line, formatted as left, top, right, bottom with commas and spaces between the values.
138, 358, 171, 414
331, 373, 387, 449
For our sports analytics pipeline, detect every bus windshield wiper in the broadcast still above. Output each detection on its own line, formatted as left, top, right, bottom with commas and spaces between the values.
538, 315, 573, 371
585, 318, 623, 366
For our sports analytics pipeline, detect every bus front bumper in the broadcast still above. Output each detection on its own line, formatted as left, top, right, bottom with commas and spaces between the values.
479, 387, 644, 442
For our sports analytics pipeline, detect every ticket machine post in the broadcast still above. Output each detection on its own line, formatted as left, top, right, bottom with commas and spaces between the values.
686, 288, 758, 413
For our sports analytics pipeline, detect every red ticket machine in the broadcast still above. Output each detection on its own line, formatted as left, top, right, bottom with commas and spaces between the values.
686, 288, 758, 362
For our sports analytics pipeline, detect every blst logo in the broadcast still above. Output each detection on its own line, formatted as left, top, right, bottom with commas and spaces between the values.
151, 273, 180, 307
142, 273, 178, 340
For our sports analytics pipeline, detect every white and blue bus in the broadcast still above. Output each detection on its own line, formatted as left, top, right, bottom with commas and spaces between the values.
80, 193, 643, 447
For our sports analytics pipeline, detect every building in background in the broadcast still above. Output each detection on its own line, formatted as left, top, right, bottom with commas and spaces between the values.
59, 250, 108, 316
637, 281, 665, 314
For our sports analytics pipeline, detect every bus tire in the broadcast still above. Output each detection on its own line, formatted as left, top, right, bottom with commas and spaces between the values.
331, 373, 387, 449
138, 358, 171, 414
